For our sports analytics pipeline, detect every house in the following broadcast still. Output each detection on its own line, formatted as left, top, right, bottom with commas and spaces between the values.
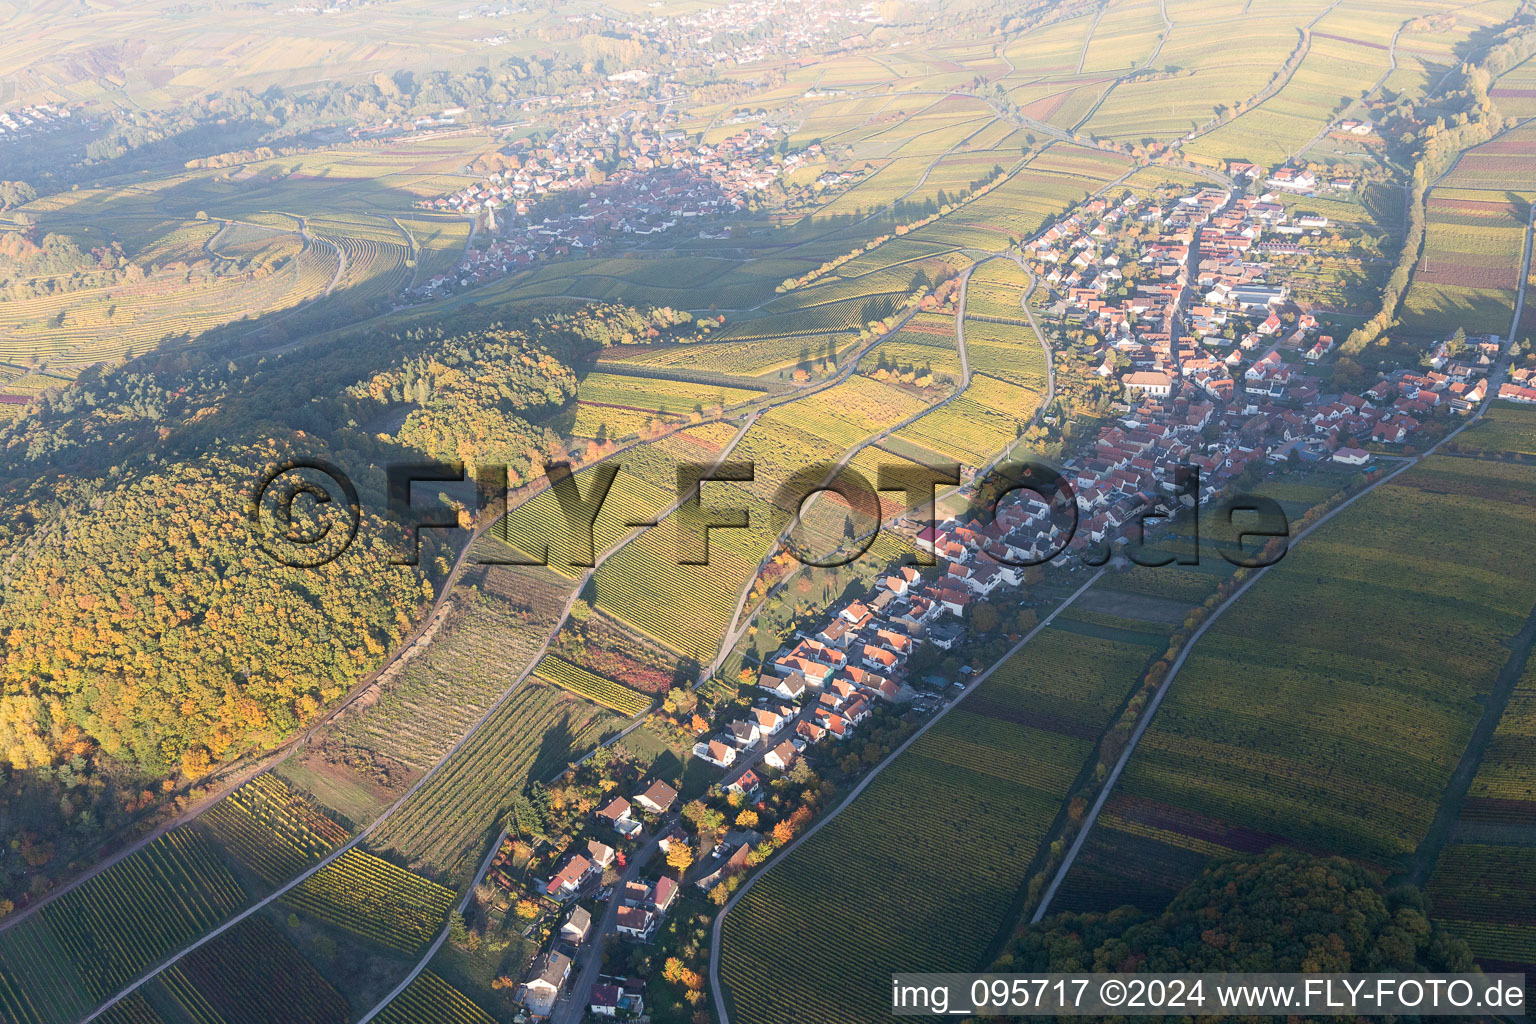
633, 779, 678, 814
590, 984, 623, 1017
1332, 446, 1371, 466
726, 769, 763, 799
762, 671, 808, 701
727, 719, 760, 747
561, 905, 592, 945
586, 839, 616, 870
695, 843, 751, 891
693, 738, 738, 767
596, 796, 642, 837
764, 739, 798, 771
653, 875, 679, 911
616, 904, 656, 939
546, 853, 594, 898
520, 950, 572, 1018
750, 706, 787, 736
589, 978, 646, 1018
657, 824, 688, 853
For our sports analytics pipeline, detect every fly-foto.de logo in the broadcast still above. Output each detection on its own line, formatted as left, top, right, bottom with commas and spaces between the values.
248, 457, 1290, 570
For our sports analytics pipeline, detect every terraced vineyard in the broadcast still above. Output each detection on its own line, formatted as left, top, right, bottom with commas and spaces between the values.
533, 655, 653, 715
200, 775, 350, 887
0, 829, 248, 1024
1056, 457, 1536, 915
283, 849, 454, 955
372, 971, 498, 1024
370, 681, 620, 882
721, 625, 1167, 1024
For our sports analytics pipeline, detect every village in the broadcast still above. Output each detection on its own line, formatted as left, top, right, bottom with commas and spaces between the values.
410, 112, 821, 297
464, 155, 1525, 1021
0, 103, 76, 147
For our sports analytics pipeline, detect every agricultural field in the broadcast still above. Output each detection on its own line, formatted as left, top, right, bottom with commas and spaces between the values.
0, 829, 248, 1024
158, 915, 349, 1024
372, 971, 499, 1024
327, 562, 578, 775
1081, 0, 1168, 75
283, 849, 454, 956
894, 373, 1041, 467
1082, 15, 1309, 142
1449, 402, 1536, 459
1427, 650, 1536, 971
588, 373, 936, 661
396, 213, 471, 289
1424, 421, 1536, 974
859, 317, 964, 386
1055, 457, 1536, 915
369, 681, 621, 883
532, 656, 653, 716
566, 371, 763, 440
497, 420, 742, 575
1401, 190, 1531, 338
1182, 4, 1397, 166
1492, 54, 1536, 118
720, 624, 1167, 1024
199, 774, 351, 888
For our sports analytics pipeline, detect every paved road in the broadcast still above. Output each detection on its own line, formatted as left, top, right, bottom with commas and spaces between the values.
708, 569, 1108, 1024
551, 827, 666, 1024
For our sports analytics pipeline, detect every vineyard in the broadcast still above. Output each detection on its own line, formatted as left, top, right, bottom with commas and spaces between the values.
589, 486, 787, 660
94, 994, 166, 1024
1183, 5, 1396, 166
373, 971, 499, 1024
370, 681, 621, 883
1401, 189, 1530, 338
200, 774, 350, 887
1058, 457, 1536, 914
0, 238, 336, 370
720, 626, 1164, 1024
1493, 54, 1536, 118
158, 915, 349, 1024
283, 848, 454, 955
568, 372, 763, 440
328, 562, 578, 774
0, 829, 248, 1024
1427, 596, 1536, 971
894, 373, 1040, 466
533, 656, 654, 716
1451, 402, 1536, 459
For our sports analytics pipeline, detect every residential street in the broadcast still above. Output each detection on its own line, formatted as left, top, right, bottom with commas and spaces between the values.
550, 822, 667, 1024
